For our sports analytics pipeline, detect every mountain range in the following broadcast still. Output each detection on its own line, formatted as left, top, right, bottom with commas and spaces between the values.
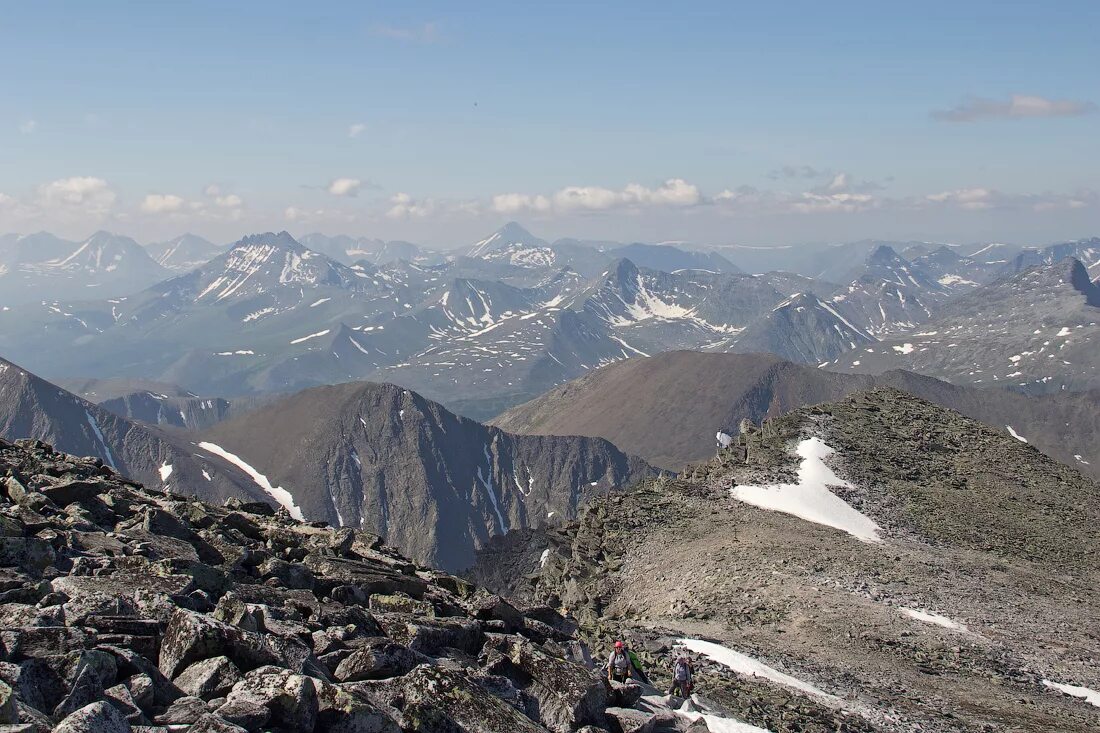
492, 350, 1100, 477
0, 354, 652, 570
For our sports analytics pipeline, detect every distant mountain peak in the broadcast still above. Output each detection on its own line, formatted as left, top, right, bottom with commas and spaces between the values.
468, 222, 547, 257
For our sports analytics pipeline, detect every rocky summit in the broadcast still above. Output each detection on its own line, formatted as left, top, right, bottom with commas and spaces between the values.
0, 436, 716, 733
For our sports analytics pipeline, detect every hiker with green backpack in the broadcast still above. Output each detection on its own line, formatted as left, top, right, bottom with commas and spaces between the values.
607, 640, 648, 684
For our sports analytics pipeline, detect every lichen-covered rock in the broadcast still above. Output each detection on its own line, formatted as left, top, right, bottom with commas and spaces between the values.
52, 701, 132, 733
333, 639, 420, 682
222, 667, 318, 733
482, 634, 608, 733
172, 656, 241, 700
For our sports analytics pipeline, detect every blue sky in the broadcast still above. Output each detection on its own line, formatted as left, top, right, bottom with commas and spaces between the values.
2, 1, 1098, 246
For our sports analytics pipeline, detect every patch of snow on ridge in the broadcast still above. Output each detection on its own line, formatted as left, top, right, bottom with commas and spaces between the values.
290, 329, 330, 344
732, 437, 881, 543
676, 638, 839, 704
1006, 425, 1028, 443
892, 343, 915, 354
539, 548, 550, 567
901, 608, 966, 631
1042, 680, 1100, 708
674, 700, 771, 733
84, 410, 117, 469
159, 463, 173, 482
198, 441, 304, 521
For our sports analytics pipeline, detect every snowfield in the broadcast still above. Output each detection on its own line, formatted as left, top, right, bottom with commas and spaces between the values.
677, 638, 839, 704
197, 441, 304, 520
731, 437, 882, 543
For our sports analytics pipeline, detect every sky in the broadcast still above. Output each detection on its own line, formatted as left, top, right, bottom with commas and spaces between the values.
1, 1, 1098, 248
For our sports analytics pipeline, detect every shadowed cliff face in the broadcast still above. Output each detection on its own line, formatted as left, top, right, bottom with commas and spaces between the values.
201, 381, 653, 571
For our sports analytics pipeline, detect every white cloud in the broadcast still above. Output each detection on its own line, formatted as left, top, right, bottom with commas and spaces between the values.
214, 194, 243, 208
140, 193, 187, 214
0, 193, 13, 208
203, 184, 222, 197
19, 120, 37, 134
925, 187, 1097, 212
494, 178, 702, 215
327, 177, 362, 197
348, 123, 366, 138
285, 206, 330, 222
386, 192, 440, 219
36, 177, 116, 214
492, 193, 551, 214
371, 22, 440, 43
933, 94, 1096, 122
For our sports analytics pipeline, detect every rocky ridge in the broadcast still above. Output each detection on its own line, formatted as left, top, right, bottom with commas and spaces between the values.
476, 389, 1100, 732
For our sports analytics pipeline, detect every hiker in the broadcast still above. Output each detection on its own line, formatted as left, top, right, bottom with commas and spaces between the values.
607, 640, 647, 683
669, 655, 694, 698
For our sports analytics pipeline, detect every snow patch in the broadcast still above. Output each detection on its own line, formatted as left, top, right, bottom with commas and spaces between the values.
1005, 425, 1028, 443
290, 329, 331, 345
676, 638, 838, 704
892, 343, 915, 354
901, 608, 966, 631
539, 548, 550, 567
1042, 680, 1100, 708
732, 438, 881, 543
158, 463, 174, 482
84, 410, 117, 469
198, 442, 304, 521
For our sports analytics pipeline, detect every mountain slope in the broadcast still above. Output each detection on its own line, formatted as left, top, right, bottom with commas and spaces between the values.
200, 380, 653, 570
732, 292, 873, 363
492, 350, 1100, 476
477, 389, 1100, 732
604, 242, 743, 274
0, 356, 268, 504
847, 257, 1100, 393
147, 233, 226, 272
0, 230, 168, 305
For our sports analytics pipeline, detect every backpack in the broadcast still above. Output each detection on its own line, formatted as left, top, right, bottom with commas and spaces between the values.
673, 660, 690, 681
612, 651, 630, 672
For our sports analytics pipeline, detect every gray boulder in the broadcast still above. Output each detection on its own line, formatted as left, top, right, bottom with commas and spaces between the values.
221, 667, 318, 732
173, 656, 241, 700
482, 634, 608, 733
52, 701, 132, 733
333, 639, 420, 682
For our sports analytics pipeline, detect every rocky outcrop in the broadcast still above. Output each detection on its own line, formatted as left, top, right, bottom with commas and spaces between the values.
0, 436, 628, 732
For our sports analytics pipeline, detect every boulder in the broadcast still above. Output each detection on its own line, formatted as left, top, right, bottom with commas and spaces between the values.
214, 695, 270, 731
52, 701, 132, 733
103, 682, 145, 724
604, 706, 665, 733
0, 680, 15, 724
482, 634, 608, 733
154, 695, 208, 725
158, 609, 309, 679
189, 713, 251, 732
53, 663, 107, 722
362, 664, 546, 733
221, 667, 318, 733
172, 656, 241, 700
377, 615, 483, 656
333, 639, 420, 682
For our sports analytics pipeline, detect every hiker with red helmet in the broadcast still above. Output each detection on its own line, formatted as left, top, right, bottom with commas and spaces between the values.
607, 640, 647, 683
